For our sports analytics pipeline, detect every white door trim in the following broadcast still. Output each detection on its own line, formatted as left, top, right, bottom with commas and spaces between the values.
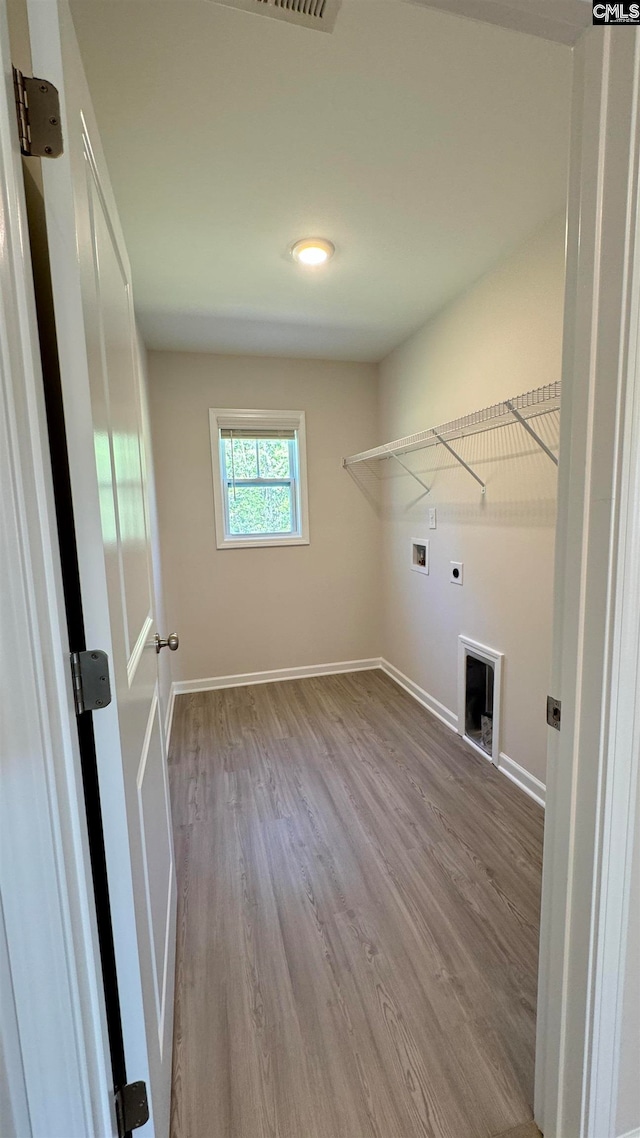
0, 0, 113, 1132
536, 26, 640, 1138
585, 40, 640, 1134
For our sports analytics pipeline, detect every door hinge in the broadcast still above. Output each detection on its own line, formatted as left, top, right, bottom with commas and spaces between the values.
13, 67, 63, 158
115, 1081, 150, 1136
547, 695, 561, 731
70, 650, 112, 715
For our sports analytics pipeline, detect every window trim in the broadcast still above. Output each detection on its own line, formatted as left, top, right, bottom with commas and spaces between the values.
209, 408, 310, 549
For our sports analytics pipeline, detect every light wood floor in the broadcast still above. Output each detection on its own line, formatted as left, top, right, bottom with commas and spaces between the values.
169, 670, 544, 1138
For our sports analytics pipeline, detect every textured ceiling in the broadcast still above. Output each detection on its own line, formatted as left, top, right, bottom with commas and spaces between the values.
71, 0, 572, 361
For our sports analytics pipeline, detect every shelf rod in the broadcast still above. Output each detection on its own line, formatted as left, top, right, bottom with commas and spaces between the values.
387, 448, 431, 493
504, 400, 559, 466
433, 432, 486, 494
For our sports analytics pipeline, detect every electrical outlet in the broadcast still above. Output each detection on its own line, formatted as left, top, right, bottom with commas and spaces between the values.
429, 508, 437, 530
450, 561, 463, 585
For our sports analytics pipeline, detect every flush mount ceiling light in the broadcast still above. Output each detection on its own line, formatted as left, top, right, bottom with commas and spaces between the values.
291, 238, 335, 268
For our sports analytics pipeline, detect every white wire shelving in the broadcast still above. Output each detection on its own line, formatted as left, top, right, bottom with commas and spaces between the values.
342, 381, 561, 495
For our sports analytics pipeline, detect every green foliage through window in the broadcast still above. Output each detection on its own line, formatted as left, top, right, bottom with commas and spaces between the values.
222, 436, 298, 537
227, 485, 292, 535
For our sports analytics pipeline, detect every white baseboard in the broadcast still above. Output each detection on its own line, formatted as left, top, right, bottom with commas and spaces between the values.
617, 1129, 640, 1138
164, 685, 176, 748
498, 751, 546, 808
379, 659, 546, 809
171, 658, 382, 698
379, 658, 459, 733
168, 656, 547, 810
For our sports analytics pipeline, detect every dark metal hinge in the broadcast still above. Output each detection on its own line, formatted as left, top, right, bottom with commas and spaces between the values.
70, 650, 112, 715
115, 1081, 150, 1136
13, 67, 63, 158
547, 695, 561, 731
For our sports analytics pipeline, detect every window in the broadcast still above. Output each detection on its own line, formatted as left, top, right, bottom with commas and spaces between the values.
209, 409, 309, 549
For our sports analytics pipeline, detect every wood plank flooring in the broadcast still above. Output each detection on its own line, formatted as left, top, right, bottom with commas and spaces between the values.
493, 1125, 542, 1138
168, 670, 544, 1138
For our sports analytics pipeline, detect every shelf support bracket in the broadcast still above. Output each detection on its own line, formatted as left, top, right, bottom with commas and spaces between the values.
386, 448, 431, 493
505, 400, 558, 466
433, 433, 486, 493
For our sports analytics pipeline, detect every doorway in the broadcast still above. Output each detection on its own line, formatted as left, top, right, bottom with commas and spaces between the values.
4, 2, 637, 1138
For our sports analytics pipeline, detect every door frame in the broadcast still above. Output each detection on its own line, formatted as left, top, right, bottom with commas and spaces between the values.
536, 26, 640, 1138
1, 7, 639, 1138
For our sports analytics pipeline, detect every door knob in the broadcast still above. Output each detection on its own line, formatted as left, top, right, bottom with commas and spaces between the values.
155, 632, 179, 654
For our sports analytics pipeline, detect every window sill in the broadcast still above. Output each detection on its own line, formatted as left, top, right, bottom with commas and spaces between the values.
216, 535, 310, 550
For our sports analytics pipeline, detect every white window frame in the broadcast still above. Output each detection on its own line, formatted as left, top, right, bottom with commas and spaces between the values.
209, 408, 310, 549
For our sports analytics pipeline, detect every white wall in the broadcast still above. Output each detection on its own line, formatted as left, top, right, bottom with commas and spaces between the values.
147, 219, 564, 786
378, 216, 565, 786
148, 353, 381, 683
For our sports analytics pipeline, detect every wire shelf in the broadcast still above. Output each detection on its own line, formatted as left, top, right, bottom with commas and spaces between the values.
342, 382, 561, 468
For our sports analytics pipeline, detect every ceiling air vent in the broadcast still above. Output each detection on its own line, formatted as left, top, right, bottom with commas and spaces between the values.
210, 0, 341, 33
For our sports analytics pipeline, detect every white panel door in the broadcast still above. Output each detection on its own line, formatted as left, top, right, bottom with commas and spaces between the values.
26, 2, 177, 1133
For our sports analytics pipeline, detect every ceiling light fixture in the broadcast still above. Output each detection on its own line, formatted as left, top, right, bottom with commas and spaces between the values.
291, 238, 335, 268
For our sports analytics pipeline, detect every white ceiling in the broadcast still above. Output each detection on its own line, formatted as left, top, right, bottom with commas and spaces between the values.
70, 0, 573, 362
412, 0, 592, 45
